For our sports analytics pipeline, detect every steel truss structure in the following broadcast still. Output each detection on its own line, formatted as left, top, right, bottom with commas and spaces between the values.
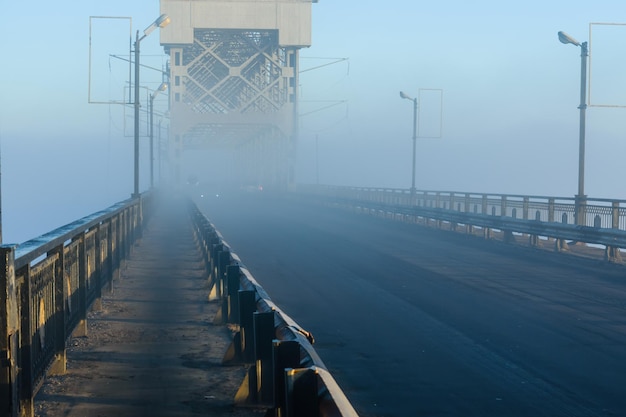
167, 29, 300, 188
160, 0, 314, 189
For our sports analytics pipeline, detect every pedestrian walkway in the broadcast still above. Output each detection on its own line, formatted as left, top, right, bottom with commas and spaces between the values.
34, 198, 262, 417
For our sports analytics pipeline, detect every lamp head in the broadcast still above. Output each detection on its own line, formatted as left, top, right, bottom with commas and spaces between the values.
399, 91, 413, 101
144, 14, 171, 37
157, 82, 168, 92
558, 31, 580, 47
155, 14, 171, 28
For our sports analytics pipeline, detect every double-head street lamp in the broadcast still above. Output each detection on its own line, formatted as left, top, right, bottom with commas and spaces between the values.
400, 91, 418, 194
558, 30, 588, 225
150, 82, 168, 188
133, 13, 171, 197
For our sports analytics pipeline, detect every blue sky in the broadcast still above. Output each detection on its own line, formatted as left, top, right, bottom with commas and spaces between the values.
299, 1, 626, 198
2, 0, 626, 242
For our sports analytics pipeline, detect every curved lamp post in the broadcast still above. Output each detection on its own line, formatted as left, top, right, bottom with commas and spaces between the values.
133, 14, 171, 197
149, 82, 168, 188
400, 91, 418, 194
558, 30, 588, 225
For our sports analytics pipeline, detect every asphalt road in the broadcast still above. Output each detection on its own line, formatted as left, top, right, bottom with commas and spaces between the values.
194, 190, 626, 417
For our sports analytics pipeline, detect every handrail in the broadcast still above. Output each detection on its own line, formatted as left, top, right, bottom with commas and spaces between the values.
189, 199, 359, 417
1, 194, 150, 417
297, 185, 626, 262
14, 199, 133, 269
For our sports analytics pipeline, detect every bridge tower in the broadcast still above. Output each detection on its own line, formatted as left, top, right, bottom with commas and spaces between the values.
159, 0, 316, 190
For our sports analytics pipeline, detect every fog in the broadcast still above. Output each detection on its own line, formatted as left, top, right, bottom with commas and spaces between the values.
2, 1, 626, 243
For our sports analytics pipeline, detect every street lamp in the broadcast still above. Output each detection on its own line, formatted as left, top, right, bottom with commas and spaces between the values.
558, 30, 588, 225
133, 13, 171, 197
400, 91, 418, 194
149, 82, 168, 188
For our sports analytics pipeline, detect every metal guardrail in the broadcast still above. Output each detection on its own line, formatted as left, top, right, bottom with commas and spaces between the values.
189, 200, 359, 417
1, 195, 150, 417
297, 185, 626, 262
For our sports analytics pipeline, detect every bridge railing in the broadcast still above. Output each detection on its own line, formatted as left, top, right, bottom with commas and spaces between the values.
298, 185, 626, 262
189, 200, 359, 417
1, 195, 150, 417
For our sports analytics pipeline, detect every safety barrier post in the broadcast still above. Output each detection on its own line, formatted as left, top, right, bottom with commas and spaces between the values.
210, 243, 224, 283
212, 249, 230, 321
232, 290, 259, 405
254, 311, 275, 406
226, 265, 240, 323
285, 368, 319, 417
272, 340, 301, 416
239, 290, 256, 363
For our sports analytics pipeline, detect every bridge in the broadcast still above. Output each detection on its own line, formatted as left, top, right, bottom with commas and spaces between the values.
3, 186, 626, 416
3, 1, 626, 416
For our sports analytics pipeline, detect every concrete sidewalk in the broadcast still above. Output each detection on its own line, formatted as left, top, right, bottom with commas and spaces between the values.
34, 199, 262, 417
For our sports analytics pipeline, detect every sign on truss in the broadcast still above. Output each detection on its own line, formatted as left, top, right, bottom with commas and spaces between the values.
418, 88, 443, 138
588, 22, 626, 108
88, 16, 132, 105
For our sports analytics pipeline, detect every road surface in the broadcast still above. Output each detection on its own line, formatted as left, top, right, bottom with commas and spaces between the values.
194, 190, 626, 417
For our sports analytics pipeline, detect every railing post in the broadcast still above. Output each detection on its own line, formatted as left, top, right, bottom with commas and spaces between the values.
74, 235, 88, 338
113, 215, 122, 279
501, 195, 507, 217
612, 201, 620, 229
1, 246, 19, 417
548, 198, 555, 223
93, 226, 103, 311
605, 201, 623, 263
17, 263, 34, 417
481, 195, 491, 239
105, 220, 115, 291
575, 195, 587, 226
125, 207, 132, 257
523, 197, 529, 220
464, 193, 473, 234
47, 244, 67, 376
